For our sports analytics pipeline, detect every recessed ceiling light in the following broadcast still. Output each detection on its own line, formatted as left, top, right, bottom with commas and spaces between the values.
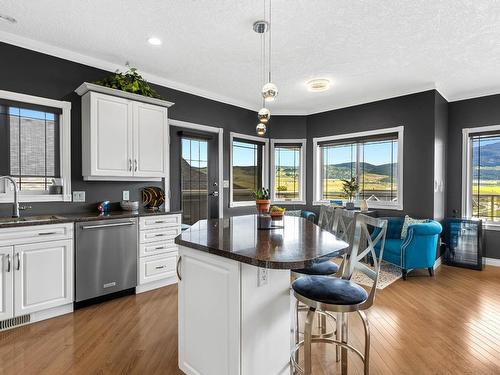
306, 78, 331, 92
147, 37, 162, 46
0, 14, 17, 24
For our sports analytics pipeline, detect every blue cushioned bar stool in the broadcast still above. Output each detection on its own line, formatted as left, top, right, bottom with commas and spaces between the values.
291, 214, 387, 375
291, 208, 356, 358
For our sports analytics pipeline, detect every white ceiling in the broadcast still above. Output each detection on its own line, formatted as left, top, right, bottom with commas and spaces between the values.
1, 1, 500, 114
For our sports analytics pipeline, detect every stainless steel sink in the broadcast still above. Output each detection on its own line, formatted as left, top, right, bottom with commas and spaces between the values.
0, 215, 65, 224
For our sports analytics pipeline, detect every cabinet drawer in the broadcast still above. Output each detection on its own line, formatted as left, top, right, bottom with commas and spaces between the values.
140, 215, 181, 230
139, 253, 177, 285
139, 227, 180, 244
0, 223, 73, 246
139, 240, 177, 257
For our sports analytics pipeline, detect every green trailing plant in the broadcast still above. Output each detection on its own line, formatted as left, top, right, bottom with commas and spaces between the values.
94, 67, 163, 99
341, 177, 359, 201
254, 187, 270, 200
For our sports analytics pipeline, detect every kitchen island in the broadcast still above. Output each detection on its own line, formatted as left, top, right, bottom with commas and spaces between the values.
175, 215, 348, 375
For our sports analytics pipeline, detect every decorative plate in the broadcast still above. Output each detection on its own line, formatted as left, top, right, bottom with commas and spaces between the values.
142, 186, 165, 209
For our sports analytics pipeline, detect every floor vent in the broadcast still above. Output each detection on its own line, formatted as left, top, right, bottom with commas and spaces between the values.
0, 315, 31, 331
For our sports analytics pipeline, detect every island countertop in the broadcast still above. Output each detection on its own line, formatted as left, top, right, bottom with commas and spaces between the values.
175, 214, 348, 269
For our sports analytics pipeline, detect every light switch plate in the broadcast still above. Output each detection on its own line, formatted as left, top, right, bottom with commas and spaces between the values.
122, 190, 130, 201
73, 191, 85, 202
223, 180, 229, 188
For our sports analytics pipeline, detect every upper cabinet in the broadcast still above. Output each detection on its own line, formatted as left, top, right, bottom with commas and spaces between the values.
76, 83, 174, 181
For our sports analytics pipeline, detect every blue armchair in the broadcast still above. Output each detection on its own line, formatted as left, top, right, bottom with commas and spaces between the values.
373, 217, 442, 280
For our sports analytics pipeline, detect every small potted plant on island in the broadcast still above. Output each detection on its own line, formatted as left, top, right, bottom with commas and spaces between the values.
270, 206, 286, 220
254, 187, 271, 213
341, 177, 359, 210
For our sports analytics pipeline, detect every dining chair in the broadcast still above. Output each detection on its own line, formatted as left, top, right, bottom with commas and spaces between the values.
291, 214, 388, 375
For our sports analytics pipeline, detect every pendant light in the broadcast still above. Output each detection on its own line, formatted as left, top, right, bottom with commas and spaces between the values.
254, 0, 277, 136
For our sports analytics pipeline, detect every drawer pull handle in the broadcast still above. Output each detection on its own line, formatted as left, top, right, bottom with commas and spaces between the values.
39, 232, 57, 236
155, 266, 165, 270
176, 256, 182, 281
155, 246, 165, 250
154, 220, 166, 224
154, 234, 164, 237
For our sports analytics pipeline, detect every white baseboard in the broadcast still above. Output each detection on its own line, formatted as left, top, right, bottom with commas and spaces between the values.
485, 257, 500, 267
136, 277, 177, 294
31, 303, 73, 323
433, 256, 442, 269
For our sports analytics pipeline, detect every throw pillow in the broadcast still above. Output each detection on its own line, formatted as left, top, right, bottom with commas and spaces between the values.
401, 215, 427, 239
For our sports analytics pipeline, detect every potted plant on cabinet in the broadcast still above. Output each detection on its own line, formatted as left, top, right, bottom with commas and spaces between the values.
341, 177, 359, 210
254, 188, 271, 213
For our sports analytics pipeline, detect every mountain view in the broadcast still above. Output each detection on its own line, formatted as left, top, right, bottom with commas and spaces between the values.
473, 141, 500, 180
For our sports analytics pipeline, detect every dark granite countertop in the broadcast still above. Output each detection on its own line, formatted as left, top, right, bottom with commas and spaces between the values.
175, 215, 349, 269
0, 210, 182, 228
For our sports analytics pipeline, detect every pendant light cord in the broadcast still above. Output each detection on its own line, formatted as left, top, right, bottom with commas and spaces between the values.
268, 0, 272, 83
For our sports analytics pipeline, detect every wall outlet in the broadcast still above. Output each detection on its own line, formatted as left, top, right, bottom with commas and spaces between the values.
122, 190, 130, 201
257, 267, 268, 287
73, 191, 86, 203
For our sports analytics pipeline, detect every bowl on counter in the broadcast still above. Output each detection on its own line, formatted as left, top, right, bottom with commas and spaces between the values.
120, 201, 139, 211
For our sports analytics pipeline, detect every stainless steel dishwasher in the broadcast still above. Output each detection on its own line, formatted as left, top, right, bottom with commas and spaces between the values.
75, 218, 138, 303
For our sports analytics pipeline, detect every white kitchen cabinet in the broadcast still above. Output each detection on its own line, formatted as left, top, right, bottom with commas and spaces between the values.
0, 223, 74, 329
133, 101, 168, 177
14, 239, 73, 316
178, 246, 241, 375
84, 92, 133, 177
77, 83, 174, 181
136, 214, 181, 294
0, 246, 13, 321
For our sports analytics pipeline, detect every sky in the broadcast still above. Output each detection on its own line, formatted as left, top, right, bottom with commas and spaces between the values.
323, 141, 397, 166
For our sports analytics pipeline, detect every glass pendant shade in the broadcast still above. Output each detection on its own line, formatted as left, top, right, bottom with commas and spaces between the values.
262, 82, 278, 102
256, 122, 267, 136
258, 107, 271, 123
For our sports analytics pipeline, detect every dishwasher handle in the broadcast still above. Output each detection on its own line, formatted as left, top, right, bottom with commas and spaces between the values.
81, 221, 136, 230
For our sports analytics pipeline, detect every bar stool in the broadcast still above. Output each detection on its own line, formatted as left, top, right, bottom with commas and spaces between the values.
291, 208, 356, 354
291, 214, 388, 375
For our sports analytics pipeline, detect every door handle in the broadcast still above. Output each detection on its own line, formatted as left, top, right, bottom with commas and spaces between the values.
82, 221, 135, 230
176, 256, 182, 281
6, 254, 10, 272
16, 253, 20, 271
209, 191, 219, 197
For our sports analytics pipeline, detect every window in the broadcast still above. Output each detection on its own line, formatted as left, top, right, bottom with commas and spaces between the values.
0, 90, 71, 202
270, 139, 306, 204
230, 132, 269, 207
463, 126, 500, 224
181, 137, 208, 225
313, 127, 403, 209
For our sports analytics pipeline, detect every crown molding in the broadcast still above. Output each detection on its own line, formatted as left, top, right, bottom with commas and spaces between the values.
0, 30, 259, 112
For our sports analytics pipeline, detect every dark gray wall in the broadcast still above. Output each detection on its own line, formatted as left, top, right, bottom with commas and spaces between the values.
448, 94, 500, 258
305, 90, 438, 218
0, 42, 260, 217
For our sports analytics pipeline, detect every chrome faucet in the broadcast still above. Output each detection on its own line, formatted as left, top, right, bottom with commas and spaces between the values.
0, 176, 19, 218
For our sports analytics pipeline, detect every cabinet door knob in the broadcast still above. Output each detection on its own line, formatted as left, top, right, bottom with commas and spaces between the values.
16, 253, 20, 271
134, 159, 138, 172
6, 254, 11, 273
128, 158, 132, 171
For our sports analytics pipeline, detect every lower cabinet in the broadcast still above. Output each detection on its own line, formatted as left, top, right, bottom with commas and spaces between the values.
14, 240, 73, 316
0, 246, 14, 321
136, 214, 181, 294
177, 246, 240, 375
0, 223, 74, 328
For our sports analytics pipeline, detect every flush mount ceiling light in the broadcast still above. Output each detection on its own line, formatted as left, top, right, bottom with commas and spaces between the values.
147, 37, 162, 46
0, 14, 17, 24
306, 78, 331, 92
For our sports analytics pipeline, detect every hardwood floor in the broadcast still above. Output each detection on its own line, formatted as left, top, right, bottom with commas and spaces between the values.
1, 265, 500, 374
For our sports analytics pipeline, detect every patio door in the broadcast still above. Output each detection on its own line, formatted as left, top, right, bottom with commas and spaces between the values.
170, 126, 219, 225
